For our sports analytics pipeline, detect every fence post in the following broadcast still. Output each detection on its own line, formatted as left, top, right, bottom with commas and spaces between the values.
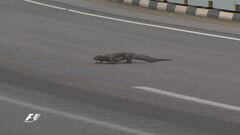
236, 4, 240, 12
208, 1, 213, 9
159, 0, 167, 2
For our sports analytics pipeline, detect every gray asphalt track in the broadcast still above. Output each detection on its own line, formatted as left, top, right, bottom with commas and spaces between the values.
0, 0, 240, 135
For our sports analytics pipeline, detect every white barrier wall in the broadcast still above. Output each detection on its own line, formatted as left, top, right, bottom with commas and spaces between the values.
124, 0, 240, 21
168, 0, 240, 11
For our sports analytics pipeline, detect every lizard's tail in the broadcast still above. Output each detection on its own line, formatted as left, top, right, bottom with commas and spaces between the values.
132, 54, 171, 62
148, 58, 172, 62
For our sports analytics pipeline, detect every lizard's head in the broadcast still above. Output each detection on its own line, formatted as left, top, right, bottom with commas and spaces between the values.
93, 55, 103, 61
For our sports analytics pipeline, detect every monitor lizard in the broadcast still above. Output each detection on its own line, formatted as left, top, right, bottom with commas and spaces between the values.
93, 52, 170, 64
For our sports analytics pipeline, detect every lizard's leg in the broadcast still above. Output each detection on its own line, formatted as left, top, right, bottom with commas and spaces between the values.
127, 59, 132, 63
96, 61, 103, 64
108, 56, 116, 64
126, 55, 132, 63
109, 57, 125, 64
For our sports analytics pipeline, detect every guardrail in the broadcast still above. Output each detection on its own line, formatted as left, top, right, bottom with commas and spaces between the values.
151, 0, 240, 12
122, 0, 240, 22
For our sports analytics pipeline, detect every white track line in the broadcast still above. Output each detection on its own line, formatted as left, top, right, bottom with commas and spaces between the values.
23, 0, 240, 41
0, 95, 154, 135
24, 0, 66, 10
133, 86, 240, 112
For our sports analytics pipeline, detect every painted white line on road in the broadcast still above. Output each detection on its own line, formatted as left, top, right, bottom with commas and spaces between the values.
23, 0, 240, 41
133, 86, 240, 112
0, 95, 154, 135
24, 0, 66, 10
